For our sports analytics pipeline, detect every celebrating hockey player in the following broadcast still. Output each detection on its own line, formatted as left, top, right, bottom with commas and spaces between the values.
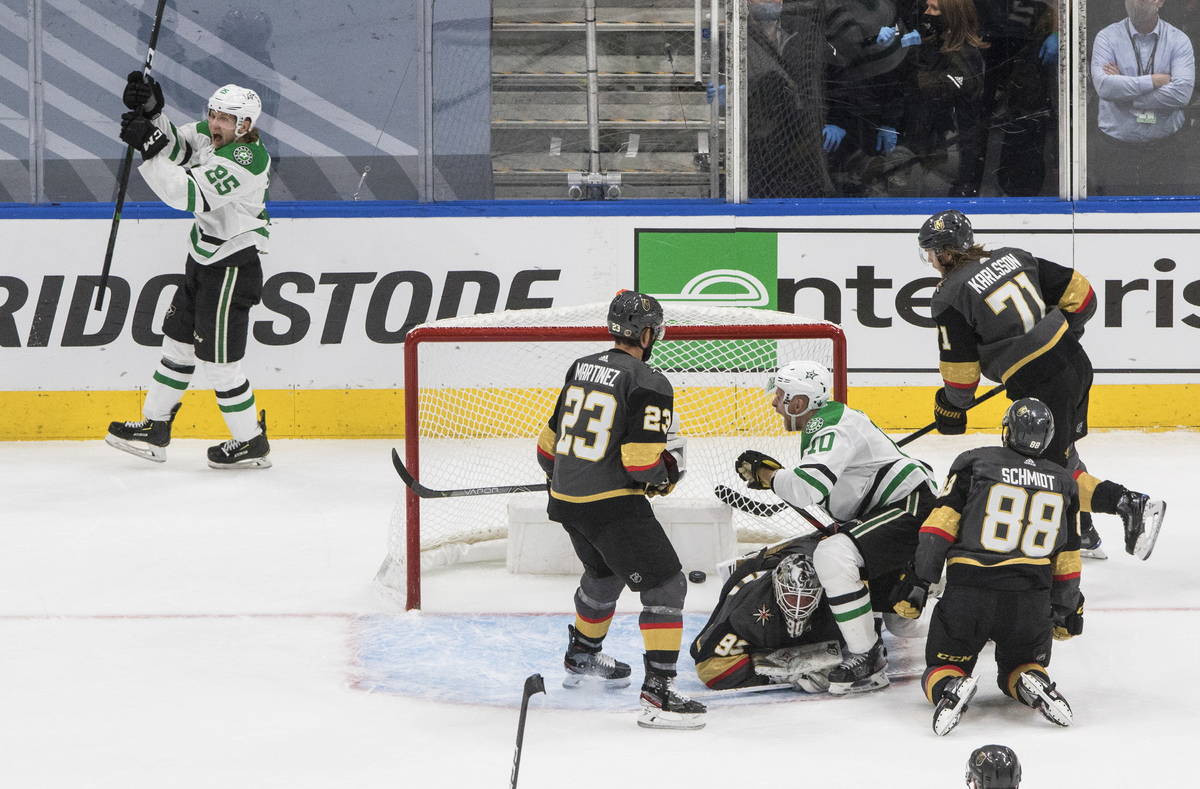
535, 291, 705, 730
734, 360, 937, 694
105, 75, 272, 469
918, 209, 1165, 559
965, 744, 1021, 788
691, 538, 845, 691
891, 399, 1080, 736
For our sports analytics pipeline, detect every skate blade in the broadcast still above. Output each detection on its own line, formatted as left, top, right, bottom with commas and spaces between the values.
1135, 500, 1166, 561
828, 670, 890, 696
1019, 674, 1072, 727
1080, 545, 1108, 560
637, 705, 706, 730
208, 456, 272, 470
932, 675, 978, 736
105, 434, 167, 463
562, 673, 631, 690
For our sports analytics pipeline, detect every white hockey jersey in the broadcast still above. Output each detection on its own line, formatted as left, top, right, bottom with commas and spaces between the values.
772, 401, 935, 522
137, 113, 271, 265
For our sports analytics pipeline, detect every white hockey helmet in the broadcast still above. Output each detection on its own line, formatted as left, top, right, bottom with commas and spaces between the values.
769, 360, 833, 413
772, 554, 823, 638
208, 84, 262, 134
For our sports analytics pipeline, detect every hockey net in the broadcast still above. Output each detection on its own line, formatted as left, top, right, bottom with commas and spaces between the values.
378, 303, 846, 609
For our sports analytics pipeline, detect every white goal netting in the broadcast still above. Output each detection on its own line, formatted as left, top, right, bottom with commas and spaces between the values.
378, 302, 846, 608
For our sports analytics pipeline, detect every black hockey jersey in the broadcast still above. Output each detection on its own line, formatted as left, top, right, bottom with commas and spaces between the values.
535, 347, 673, 523
931, 247, 1096, 407
690, 541, 841, 689
916, 445, 1081, 614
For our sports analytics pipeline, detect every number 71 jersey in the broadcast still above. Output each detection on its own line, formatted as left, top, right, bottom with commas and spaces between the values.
915, 444, 1081, 590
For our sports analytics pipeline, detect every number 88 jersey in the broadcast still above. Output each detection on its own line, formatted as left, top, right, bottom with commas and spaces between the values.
915, 445, 1081, 591
536, 348, 674, 523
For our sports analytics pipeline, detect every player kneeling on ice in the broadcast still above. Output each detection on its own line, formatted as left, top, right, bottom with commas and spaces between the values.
691, 539, 845, 692
734, 361, 938, 695
890, 398, 1080, 736
105, 76, 272, 469
535, 291, 704, 730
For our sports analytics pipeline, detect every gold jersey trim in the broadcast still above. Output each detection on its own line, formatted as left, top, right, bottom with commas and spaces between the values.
1000, 320, 1068, 383
948, 556, 1051, 568
550, 487, 645, 503
621, 441, 665, 469
940, 360, 982, 386
1058, 271, 1093, 313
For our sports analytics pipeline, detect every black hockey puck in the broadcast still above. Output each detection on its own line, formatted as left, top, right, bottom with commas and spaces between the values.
688, 570, 707, 583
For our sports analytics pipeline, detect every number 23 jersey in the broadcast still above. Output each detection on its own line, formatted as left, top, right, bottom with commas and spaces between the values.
536, 348, 673, 523
916, 445, 1081, 593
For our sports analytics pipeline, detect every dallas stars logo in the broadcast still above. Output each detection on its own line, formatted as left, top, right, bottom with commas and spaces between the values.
804, 417, 824, 434
754, 605, 772, 625
233, 145, 254, 167
804, 370, 820, 380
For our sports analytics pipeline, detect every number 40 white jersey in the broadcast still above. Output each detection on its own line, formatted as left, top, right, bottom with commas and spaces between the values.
772, 401, 935, 522
137, 113, 271, 265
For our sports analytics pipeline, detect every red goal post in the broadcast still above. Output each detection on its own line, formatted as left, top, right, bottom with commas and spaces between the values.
382, 304, 847, 610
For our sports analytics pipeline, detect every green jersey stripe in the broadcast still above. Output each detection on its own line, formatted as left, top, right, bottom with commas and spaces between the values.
875, 462, 923, 511
794, 468, 830, 498
215, 267, 238, 364
833, 602, 873, 623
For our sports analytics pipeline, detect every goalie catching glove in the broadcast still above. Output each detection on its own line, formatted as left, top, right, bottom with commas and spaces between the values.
889, 564, 932, 619
1053, 596, 1084, 641
736, 449, 783, 490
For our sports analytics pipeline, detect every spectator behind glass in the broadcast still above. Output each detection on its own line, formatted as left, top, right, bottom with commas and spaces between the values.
742, 0, 836, 197
1090, 0, 1196, 194
969, 0, 1059, 195
823, 0, 917, 195
906, 0, 988, 195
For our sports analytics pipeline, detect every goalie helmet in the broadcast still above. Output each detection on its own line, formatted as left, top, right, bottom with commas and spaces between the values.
772, 554, 823, 638
965, 744, 1021, 788
208, 84, 263, 134
919, 209, 974, 252
1002, 398, 1054, 458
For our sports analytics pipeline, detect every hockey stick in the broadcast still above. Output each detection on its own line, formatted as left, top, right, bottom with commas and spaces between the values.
715, 484, 789, 517
693, 682, 798, 700
896, 384, 1007, 447
509, 673, 545, 789
95, 0, 170, 312
391, 448, 548, 498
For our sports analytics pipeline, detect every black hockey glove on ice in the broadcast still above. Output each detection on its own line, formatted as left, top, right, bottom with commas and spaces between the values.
736, 449, 783, 490
1053, 596, 1084, 641
120, 112, 168, 160
123, 72, 164, 116
933, 389, 967, 435
889, 564, 931, 619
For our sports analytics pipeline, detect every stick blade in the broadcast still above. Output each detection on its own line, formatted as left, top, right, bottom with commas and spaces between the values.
524, 673, 546, 697
391, 448, 417, 487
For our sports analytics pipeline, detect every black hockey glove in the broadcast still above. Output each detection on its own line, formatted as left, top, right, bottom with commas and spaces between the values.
646, 449, 680, 498
123, 72, 164, 116
933, 389, 967, 435
120, 112, 168, 160
1053, 596, 1085, 641
889, 564, 931, 619
736, 449, 783, 490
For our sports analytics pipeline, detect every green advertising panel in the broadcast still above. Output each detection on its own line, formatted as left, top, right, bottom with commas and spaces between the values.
635, 231, 780, 372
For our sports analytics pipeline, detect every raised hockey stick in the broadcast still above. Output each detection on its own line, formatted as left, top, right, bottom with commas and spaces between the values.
509, 673, 545, 789
896, 383, 1007, 447
391, 448, 549, 498
95, 0, 170, 312
715, 484, 789, 517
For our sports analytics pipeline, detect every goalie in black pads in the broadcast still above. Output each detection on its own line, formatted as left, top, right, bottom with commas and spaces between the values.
918, 209, 1165, 560
891, 398, 1081, 736
535, 291, 704, 730
734, 361, 937, 694
691, 537, 844, 691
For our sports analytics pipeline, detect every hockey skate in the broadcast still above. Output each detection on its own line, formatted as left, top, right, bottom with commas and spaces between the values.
562, 625, 631, 689
638, 672, 706, 730
1079, 514, 1108, 561
828, 638, 889, 695
1017, 670, 1073, 727
105, 403, 181, 463
1116, 490, 1166, 560
207, 410, 272, 469
932, 674, 978, 736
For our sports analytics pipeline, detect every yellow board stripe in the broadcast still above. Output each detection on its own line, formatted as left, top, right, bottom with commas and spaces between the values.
1, 385, 1198, 440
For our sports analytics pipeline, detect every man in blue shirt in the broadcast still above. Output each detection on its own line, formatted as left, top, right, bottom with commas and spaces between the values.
1090, 0, 1195, 194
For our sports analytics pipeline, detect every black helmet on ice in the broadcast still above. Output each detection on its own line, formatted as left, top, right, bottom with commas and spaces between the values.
965, 744, 1021, 788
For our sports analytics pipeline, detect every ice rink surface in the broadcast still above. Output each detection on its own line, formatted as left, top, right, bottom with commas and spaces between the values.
1, 432, 1196, 787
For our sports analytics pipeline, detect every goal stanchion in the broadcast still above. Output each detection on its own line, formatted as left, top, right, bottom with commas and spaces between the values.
509, 673, 546, 789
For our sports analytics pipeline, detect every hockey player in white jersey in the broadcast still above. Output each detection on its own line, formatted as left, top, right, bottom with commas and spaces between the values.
735, 361, 937, 694
105, 75, 272, 469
